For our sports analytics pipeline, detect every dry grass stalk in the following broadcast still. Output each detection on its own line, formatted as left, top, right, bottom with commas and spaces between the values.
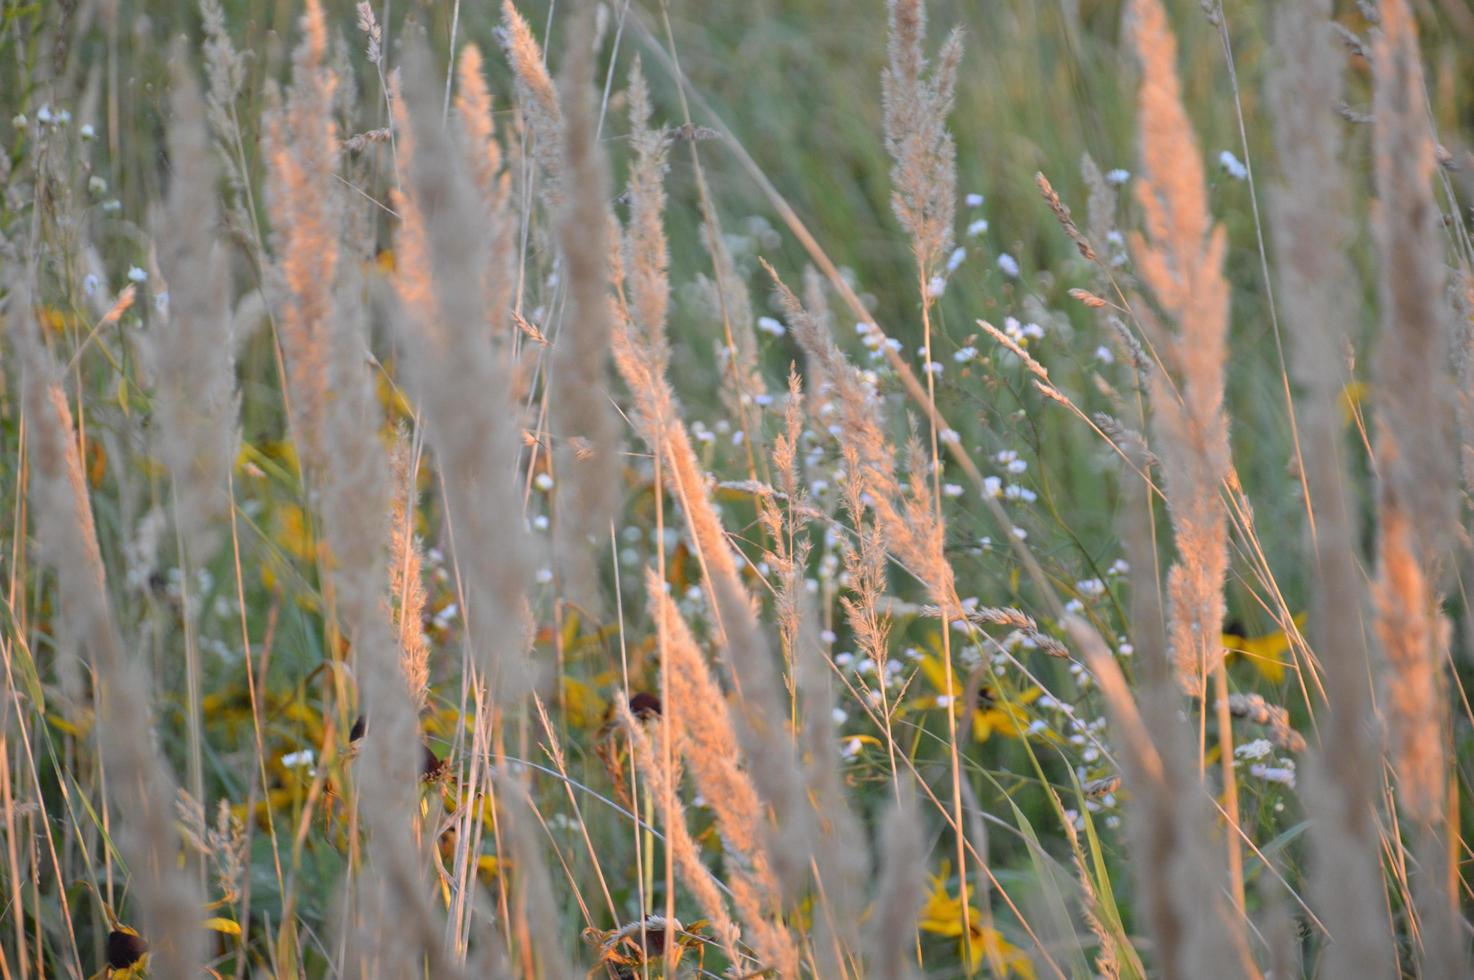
14, 285, 204, 979
551, 11, 622, 607
500, 0, 564, 208
1035, 172, 1096, 261
148, 53, 237, 551
263, 0, 337, 470
1128, 0, 1232, 699
867, 784, 926, 980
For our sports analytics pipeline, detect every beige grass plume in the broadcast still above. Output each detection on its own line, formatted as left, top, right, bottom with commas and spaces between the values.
148, 51, 238, 554
1369, 4, 1464, 973
500, 0, 564, 209
551, 10, 622, 609
13, 281, 205, 980
1265, 0, 1393, 971
263, 0, 337, 470
389, 42, 537, 705
1127, 0, 1231, 699
882, 0, 961, 280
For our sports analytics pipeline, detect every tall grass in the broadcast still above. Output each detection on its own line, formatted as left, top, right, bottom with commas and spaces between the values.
1, 0, 1472, 977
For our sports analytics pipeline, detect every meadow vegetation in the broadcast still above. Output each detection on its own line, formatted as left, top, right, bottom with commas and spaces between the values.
2, 0, 1474, 976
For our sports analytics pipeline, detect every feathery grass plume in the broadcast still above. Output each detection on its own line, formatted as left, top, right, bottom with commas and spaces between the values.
1105, 430, 1258, 977
389, 43, 536, 704
550, 11, 622, 608
454, 44, 520, 352
1371, 0, 1458, 559
148, 52, 238, 554
867, 783, 926, 980
320, 270, 441, 980
1369, 4, 1466, 971
1460, 270, 1474, 493
769, 266, 953, 605
1265, 3, 1390, 940
615, 701, 743, 967
623, 59, 672, 372
881, 0, 961, 280
13, 282, 205, 980
263, 0, 337, 470
608, 63, 816, 900
1065, 616, 1256, 979
644, 571, 800, 977
387, 429, 429, 712
1127, 0, 1231, 699
500, 0, 564, 209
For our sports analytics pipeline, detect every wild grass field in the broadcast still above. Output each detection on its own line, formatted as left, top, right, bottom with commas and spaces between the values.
2, 0, 1474, 976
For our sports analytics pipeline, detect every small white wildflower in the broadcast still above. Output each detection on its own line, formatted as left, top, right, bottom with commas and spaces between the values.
983, 476, 1003, 498
926, 275, 946, 298
842, 737, 863, 758
1094, 344, 1115, 364
939, 428, 960, 444
1118, 642, 1134, 657
757, 316, 787, 337
820, 629, 837, 644
832, 707, 849, 724
946, 247, 966, 273
965, 192, 985, 207
997, 253, 1020, 278
924, 360, 943, 376
943, 483, 963, 498
280, 749, 315, 769
1003, 484, 1036, 502
835, 651, 854, 667
1106, 168, 1131, 185
531, 514, 550, 531
1064, 598, 1084, 614
966, 218, 989, 238
1027, 719, 1048, 735
11, 113, 27, 128
1250, 763, 1297, 788
1077, 578, 1106, 597
533, 472, 554, 491
36, 105, 53, 124
1235, 738, 1274, 761
885, 337, 903, 352
127, 266, 147, 283
56, 109, 71, 125
82, 273, 100, 296
1218, 150, 1248, 180
80, 122, 95, 139
1109, 559, 1130, 575
953, 346, 977, 363
935, 695, 954, 708
1021, 321, 1045, 340
535, 567, 554, 584
1012, 526, 1028, 540
88, 175, 107, 195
